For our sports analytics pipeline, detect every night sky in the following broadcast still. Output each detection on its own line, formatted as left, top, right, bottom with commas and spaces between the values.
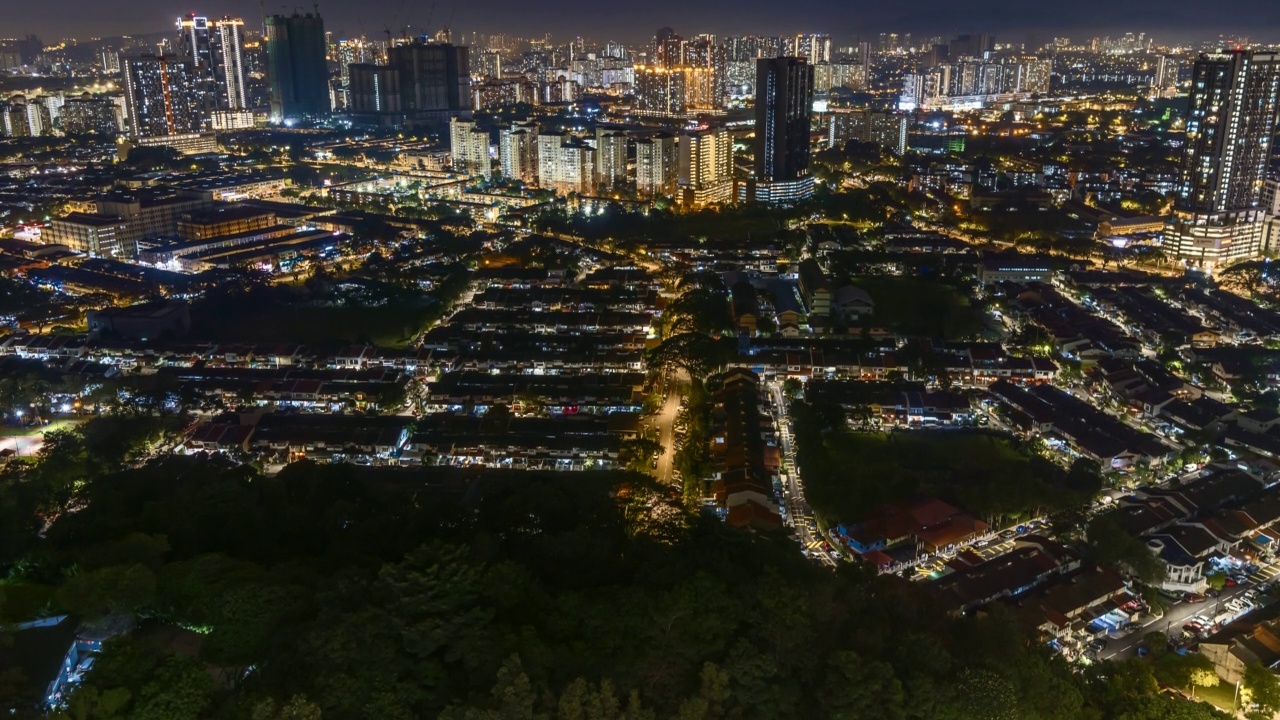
5, 0, 1280, 45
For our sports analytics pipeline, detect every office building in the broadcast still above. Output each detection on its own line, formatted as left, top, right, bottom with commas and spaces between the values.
747, 57, 814, 204
450, 117, 491, 177
265, 12, 330, 122
635, 133, 677, 197
537, 131, 595, 195
594, 127, 628, 189
499, 121, 539, 183
121, 54, 202, 138
1168, 50, 1280, 268
678, 125, 733, 207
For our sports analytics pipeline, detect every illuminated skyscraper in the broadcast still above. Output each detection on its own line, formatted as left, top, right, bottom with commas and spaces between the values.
265, 11, 330, 122
177, 14, 214, 77
1169, 50, 1280, 267
214, 17, 248, 110
747, 56, 814, 204
121, 54, 202, 138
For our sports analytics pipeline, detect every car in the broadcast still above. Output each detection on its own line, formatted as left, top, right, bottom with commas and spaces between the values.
1225, 578, 1238, 587
999, 529, 1017, 540
1184, 593, 1206, 603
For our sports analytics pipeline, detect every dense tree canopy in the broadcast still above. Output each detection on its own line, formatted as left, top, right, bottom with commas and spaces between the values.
0, 418, 1241, 720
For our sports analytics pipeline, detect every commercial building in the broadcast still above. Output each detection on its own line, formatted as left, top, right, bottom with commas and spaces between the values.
1168, 50, 1280, 268
121, 54, 202, 138
45, 213, 132, 257
745, 56, 814, 204
177, 204, 278, 241
678, 125, 733, 207
635, 133, 677, 197
265, 12, 329, 122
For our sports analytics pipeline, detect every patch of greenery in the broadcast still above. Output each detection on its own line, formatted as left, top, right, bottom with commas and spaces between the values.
849, 275, 988, 340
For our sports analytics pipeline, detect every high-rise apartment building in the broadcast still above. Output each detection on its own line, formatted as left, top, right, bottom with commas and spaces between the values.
348, 63, 400, 117
499, 121, 539, 183
449, 117, 491, 176
594, 127, 628, 190
537, 131, 595, 195
348, 41, 471, 127
265, 12, 329, 122
60, 93, 119, 135
634, 66, 687, 116
635, 133, 677, 197
788, 34, 831, 63
177, 14, 214, 81
678, 125, 733, 207
1169, 50, 1280, 268
1152, 55, 1180, 99
828, 109, 908, 155
748, 56, 814, 204
214, 17, 248, 110
121, 54, 202, 138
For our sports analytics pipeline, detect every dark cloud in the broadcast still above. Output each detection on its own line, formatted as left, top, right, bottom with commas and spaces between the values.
5, 0, 1279, 45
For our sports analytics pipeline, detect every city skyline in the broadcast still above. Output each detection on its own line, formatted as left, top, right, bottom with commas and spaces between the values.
6, 0, 1280, 47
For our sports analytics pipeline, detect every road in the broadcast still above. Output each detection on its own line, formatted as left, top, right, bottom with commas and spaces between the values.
1102, 580, 1266, 662
768, 381, 838, 568
653, 376, 683, 484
